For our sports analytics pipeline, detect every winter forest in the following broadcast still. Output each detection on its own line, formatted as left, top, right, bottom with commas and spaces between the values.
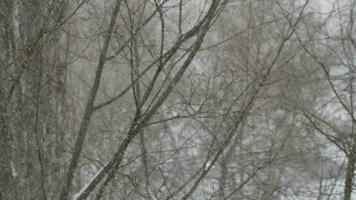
2, 0, 356, 199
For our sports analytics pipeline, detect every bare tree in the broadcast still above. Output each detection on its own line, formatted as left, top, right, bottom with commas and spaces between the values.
3, 0, 356, 200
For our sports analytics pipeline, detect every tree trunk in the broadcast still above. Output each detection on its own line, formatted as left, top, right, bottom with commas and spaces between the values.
344, 155, 354, 200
